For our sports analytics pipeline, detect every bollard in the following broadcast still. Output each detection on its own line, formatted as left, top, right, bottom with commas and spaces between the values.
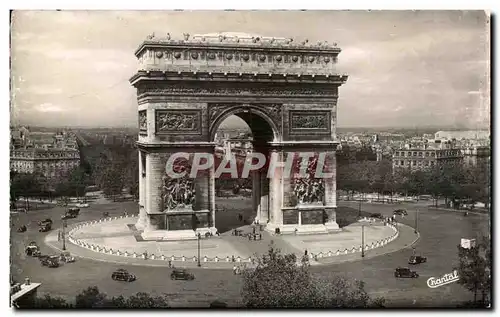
204, 256, 208, 262
182, 256, 185, 262
214, 256, 219, 262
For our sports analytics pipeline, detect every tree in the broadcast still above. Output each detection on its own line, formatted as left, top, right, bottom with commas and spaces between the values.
10, 171, 43, 210
457, 235, 491, 306
75, 286, 107, 308
241, 246, 384, 308
32, 294, 73, 308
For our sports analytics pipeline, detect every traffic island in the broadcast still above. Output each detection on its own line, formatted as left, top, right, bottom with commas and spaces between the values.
44, 215, 410, 268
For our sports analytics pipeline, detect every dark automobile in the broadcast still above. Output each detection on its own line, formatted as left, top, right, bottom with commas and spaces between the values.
408, 255, 427, 265
28, 241, 38, 247
394, 267, 418, 278
41, 256, 60, 268
25, 245, 41, 257
111, 269, 136, 282
17, 225, 27, 232
38, 223, 52, 232
369, 213, 384, 219
38, 218, 53, 226
62, 208, 80, 219
170, 269, 194, 280
393, 209, 408, 216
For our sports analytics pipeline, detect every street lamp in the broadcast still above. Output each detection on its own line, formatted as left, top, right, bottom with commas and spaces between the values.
197, 233, 201, 267
414, 209, 419, 234
62, 218, 67, 251
358, 200, 362, 217
361, 225, 365, 258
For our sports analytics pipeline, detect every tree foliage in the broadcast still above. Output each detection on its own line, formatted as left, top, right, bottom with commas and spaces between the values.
457, 235, 491, 305
241, 247, 384, 308
25, 286, 170, 309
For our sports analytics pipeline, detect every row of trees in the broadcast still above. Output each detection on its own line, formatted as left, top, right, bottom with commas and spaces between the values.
337, 159, 490, 209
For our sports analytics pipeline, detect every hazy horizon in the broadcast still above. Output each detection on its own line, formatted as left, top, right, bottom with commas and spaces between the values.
11, 10, 490, 129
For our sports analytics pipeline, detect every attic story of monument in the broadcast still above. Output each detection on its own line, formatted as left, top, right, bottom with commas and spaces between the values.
129, 32, 348, 240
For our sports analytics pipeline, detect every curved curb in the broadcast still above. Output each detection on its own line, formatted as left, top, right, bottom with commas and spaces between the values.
45, 217, 405, 269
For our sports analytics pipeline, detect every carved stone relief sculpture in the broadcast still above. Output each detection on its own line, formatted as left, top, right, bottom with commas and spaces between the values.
162, 162, 196, 211
138, 110, 147, 131
155, 110, 201, 134
289, 111, 331, 134
291, 156, 325, 205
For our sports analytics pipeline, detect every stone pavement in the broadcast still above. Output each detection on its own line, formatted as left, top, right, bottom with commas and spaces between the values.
45, 216, 406, 269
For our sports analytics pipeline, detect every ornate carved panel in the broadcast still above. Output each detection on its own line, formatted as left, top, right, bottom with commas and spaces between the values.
291, 156, 325, 205
208, 103, 235, 127
155, 110, 202, 135
138, 110, 147, 133
261, 103, 282, 132
162, 161, 196, 211
289, 110, 331, 135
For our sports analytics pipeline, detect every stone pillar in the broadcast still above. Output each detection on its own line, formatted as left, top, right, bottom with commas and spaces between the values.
260, 170, 270, 223
323, 151, 339, 230
268, 150, 283, 226
136, 150, 148, 230
145, 152, 164, 231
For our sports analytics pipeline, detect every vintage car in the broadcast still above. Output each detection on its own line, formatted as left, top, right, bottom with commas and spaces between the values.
62, 208, 80, 220
102, 212, 110, 218
408, 255, 427, 265
75, 203, 89, 208
41, 256, 60, 268
111, 269, 136, 282
394, 267, 419, 278
17, 225, 27, 233
170, 269, 195, 280
25, 245, 41, 257
38, 223, 52, 232
38, 218, 53, 226
369, 213, 384, 219
393, 209, 408, 216
60, 252, 76, 263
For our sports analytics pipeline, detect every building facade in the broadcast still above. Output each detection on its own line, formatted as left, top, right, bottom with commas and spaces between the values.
10, 127, 81, 187
392, 140, 463, 171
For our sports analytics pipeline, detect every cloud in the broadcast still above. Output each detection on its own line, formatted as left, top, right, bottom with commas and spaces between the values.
36, 103, 65, 113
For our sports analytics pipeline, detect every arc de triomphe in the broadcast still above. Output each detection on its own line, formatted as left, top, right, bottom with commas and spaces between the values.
130, 32, 348, 240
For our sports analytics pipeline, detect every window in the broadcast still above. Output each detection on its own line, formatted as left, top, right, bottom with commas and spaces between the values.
425, 161, 429, 166
431, 152, 435, 157
400, 160, 404, 165
418, 152, 422, 157
431, 161, 435, 166
413, 160, 417, 165
426, 152, 430, 157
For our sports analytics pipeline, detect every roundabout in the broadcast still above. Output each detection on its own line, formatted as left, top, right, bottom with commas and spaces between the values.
44, 214, 409, 268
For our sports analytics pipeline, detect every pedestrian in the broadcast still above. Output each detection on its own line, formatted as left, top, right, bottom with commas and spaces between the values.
143, 251, 148, 260
233, 265, 237, 274
248, 234, 252, 241
304, 249, 308, 256
57, 231, 61, 242
294, 228, 298, 235
232, 255, 235, 262
259, 233, 262, 240
168, 260, 172, 268
412, 247, 416, 256
253, 226, 256, 235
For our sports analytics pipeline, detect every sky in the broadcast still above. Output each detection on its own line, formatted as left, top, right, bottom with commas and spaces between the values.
10, 10, 490, 129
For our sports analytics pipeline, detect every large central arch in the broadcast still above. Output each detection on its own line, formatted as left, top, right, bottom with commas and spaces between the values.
130, 32, 348, 240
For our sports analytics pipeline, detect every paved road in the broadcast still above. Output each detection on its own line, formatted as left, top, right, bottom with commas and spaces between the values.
10, 200, 489, 307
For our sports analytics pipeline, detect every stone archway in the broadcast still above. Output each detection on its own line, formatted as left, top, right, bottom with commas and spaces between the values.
130, 32, 348, 240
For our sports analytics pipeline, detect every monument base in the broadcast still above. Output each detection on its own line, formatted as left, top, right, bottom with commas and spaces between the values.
141, 227, 218, 241
265, 223, 331, 235
324, 221, 341, 232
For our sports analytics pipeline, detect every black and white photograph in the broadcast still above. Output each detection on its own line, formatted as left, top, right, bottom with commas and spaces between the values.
7, 9, 491, 309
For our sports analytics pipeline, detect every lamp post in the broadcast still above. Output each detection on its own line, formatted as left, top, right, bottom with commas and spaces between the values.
62, 218, 67, 251
358, 200, 362, 217
414, 209, 419, 234
197, 233, 201, 267
361, 225, 365, 258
